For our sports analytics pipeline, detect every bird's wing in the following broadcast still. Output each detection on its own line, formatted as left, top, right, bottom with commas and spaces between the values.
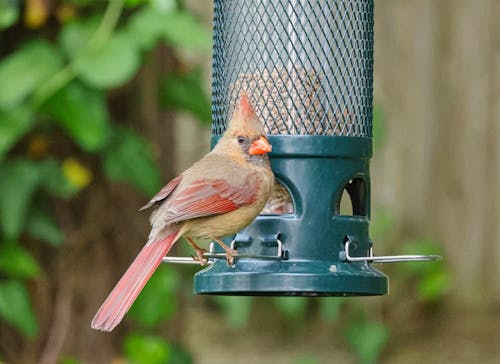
139, 175, 182, 211
164, 176, 259, 224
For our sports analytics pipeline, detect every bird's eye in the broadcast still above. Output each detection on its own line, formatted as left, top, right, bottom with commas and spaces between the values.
237, 136, 245, 144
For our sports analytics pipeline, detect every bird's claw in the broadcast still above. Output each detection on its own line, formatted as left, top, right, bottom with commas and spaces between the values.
192, 248, 208, 266
225, 249, 238, 266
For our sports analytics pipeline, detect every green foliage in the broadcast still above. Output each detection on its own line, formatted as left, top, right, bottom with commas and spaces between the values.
59, 16, 100, 58
160, 69, 212, 124
0, 0, 211, 350
372, 104, 386, 148
129, 266, 179, 328
38, 158, 79, 199
42, 82, 110, 152
124, 333, 172, 364
123, 333, 194, 364
0, 243, 40, 279
127, 5, 211, 52
369, 208, 395, 243
26, 207, 65, 246
0, 107, 34, 161
273, 297, 308, 321
0, 0, 19, 30
162, 11, 212, 51
102, 126, 163, 195
398, 238, 449, 302
59, 357, 82, 364
215, 296, 253, 328
344, 316, 389, 364
74, 31, 141, 89
319, 297, 342, 324
0, 40, 62, 108
0, 159, 41, 239
0, 280, 38, 337
127, 6, 173, 50
167, 345, 194, 364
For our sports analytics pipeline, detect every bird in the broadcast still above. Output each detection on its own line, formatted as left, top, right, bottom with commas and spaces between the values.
91, 94, 274, 332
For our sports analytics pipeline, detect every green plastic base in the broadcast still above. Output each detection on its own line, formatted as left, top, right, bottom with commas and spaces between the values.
194, 260, 387, 296
194, 136, 388, 296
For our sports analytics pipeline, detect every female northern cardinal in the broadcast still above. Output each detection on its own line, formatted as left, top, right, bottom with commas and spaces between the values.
91, 94, 274, 331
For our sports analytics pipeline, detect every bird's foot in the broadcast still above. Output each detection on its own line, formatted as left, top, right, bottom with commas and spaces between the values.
192, 248, 208, 266
224, 249, 238, 266
212, 238, 238, 266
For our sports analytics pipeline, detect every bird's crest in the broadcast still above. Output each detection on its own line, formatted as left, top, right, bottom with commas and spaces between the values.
226, 93, 265, 137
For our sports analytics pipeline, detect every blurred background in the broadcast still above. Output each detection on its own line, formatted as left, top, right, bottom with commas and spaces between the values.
0, 0, 498, 363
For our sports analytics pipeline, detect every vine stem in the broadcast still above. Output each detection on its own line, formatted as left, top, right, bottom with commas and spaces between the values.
31, 0, 124, 108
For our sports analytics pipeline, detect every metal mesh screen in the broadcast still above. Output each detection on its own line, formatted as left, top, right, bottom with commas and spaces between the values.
211, 0, 374, 137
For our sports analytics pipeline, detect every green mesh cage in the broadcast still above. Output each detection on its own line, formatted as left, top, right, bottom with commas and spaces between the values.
211, 0, 374, 137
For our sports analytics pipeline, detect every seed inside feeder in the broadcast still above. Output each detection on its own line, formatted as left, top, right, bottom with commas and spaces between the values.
228, 67, 357, 136
228, 67, 358, 214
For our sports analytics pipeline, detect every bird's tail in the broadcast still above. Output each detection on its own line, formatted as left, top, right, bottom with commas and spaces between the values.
91, 231, 180, 331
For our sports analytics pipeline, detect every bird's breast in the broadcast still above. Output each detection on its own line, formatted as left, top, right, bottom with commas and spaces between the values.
187, 204, 262, 240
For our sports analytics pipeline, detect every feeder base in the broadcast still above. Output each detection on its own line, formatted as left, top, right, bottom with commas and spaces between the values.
194, 259, 388, 296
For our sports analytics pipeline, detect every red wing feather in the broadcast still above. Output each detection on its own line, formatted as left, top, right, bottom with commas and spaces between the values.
139, 175, 182, 211
164, 177, 258, 223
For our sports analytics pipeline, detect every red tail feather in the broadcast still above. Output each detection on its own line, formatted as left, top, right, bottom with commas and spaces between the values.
91, 232, 179, 331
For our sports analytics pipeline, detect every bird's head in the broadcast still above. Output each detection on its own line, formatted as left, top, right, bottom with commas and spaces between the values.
217, 93, 272, 161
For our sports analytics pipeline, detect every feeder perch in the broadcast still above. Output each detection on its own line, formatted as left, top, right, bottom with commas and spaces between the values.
163, 0, 440, 295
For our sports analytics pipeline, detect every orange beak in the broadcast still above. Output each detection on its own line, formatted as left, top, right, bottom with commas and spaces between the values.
249, 136, 272, 155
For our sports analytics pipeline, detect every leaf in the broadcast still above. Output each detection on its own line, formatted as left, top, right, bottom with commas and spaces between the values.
59, 16, 99, 58
151, 0, 176, 13
129, 266, 179, 328
418, 270, 450, 302
168, 345, 194, 364
0, 243, 40, 278
0, 40, 62, 108
125, 0, 149, 8
0, 280, 38, 337
0, 0, 19, 30
162, 11, 211, 51
0, 159, 40, 239
0, 106, 34, 161
26, 207, 64, 246
160, 69, 211, 124
214, 296, 253, 328
42, 82, 110, 152
124, 332, 171, 364
127, 7, 209, 52
102, 127, 162, 195
127, 7, 169, 51
273, 297, 308, 321
74, 31, 141, 89
38, 158, 79, 198
319, 297, 342, 324
344, 320, 389, 364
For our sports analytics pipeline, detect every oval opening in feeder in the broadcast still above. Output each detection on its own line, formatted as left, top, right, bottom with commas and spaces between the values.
335, 178, 368, 217
261, 180, 294, 215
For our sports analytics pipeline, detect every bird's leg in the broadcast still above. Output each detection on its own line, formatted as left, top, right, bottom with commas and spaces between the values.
186, 237, 208, 266
213, 238, 237, 266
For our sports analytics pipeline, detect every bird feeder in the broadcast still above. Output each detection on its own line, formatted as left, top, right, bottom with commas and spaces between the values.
164, 0, 440, 295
